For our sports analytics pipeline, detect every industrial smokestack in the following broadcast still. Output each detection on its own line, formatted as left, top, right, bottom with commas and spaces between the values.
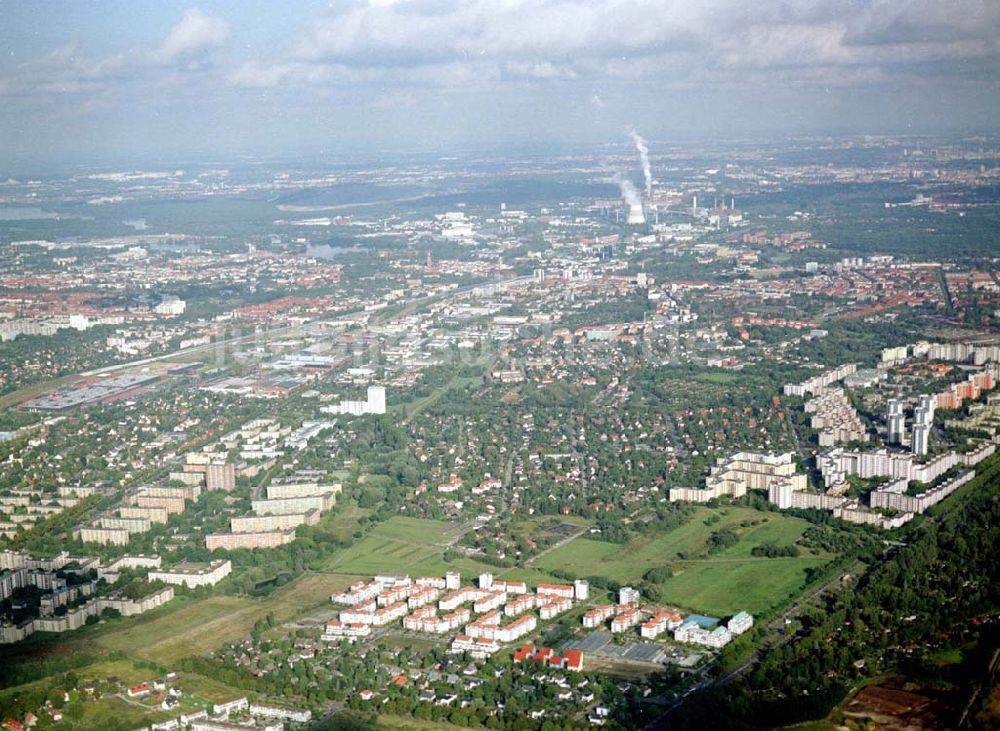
629, 129, 652, 198
692, 195, 697, 217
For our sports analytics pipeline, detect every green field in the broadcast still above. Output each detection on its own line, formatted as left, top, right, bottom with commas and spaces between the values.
171, 671, 252, 703
0, 660, 146, 716
320, 516, 465, 574
0, 658, 248, 729
376, 715, 469, 730
73, 695, 154, 730
322, 538, 442, 575
368, 516, 465, 545
319, 516, 565, 588
321, 498, 373, 542
92, 572, 356, 663
659, 558, 829, 615
535, 506, 834, 616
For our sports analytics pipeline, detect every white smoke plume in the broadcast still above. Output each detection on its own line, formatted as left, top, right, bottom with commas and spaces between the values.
628, 128, 652, 198
614, 174, 641, 208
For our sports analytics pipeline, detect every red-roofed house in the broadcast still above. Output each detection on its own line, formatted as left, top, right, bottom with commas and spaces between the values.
513, 645, 534, 663
531, 646, 554, 662
127, 682, 151, 698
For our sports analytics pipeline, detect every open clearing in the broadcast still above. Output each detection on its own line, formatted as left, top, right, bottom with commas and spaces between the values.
0, 659, 247, 727
320, 516, 467, 574
368, 516, 465, 545
92, 572, 356, 663
534, 506, 834, 616
660, 557, 829, 615
320, 498, 373, 542
319, 515, 564, 588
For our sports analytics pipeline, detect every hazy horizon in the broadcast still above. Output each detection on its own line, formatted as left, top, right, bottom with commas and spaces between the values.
2, 0, 999, 167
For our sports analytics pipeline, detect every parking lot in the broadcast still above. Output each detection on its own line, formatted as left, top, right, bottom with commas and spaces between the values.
564, 631, 705, 668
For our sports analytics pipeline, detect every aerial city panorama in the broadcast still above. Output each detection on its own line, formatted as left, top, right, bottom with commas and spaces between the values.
0, 2, 998, 730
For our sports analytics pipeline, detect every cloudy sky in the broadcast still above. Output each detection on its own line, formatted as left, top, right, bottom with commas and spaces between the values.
1, 0, 999, 165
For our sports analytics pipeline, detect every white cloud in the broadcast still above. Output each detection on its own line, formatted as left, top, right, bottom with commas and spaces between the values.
152, 8, 229, 64
253, 0, 1000, 90
0, 7, 232, 97
369, 91, 418, 110
2, 0, 998, 105
228, 61, 354, 88
153, 8, 231, 65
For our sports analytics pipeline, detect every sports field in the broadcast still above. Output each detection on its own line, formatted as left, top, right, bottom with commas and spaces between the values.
534, 506, 834, 616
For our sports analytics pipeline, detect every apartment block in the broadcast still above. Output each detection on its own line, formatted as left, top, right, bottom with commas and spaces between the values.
250, 493, 335, 516
96, 554, 162, 582
492, 579, 527, 594
536, 583, 575, 600
131, 494, 186, 515
137, 484, 201, 501
205, 463, 236, 491
229, 510, 320, 533
783, 363, 858, 397
205, 529, 297, 551
148, 559, 232, 588
640, 611, 683, 639
97, 516, 151, 534
119, 505, 170, 524
539, 597, 573, 620
450, 634, 500, 659
582, 605, 616, 629
727, 611, 754, 635
1, 587, 174, 644
332, 581, 381, 606
674, 620, 732, 648
870, 470, 975, 514
610, 608, 643, 633
265, 481, 343, 500
670, 451, 806, 502
168, 471, 205, 487
806, 387, 868, 446
79, 526, 131, 546
473, 590, 507, 614
504, 594, 538, 617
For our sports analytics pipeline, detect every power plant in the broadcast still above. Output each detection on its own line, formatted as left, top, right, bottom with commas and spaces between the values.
615, 175, 645, 226
627, 202, 646, 225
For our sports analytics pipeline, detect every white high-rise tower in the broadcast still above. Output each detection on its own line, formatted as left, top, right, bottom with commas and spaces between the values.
912, 406, 931, 456
367, 385, 386, 415
886, 399, 906, 444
